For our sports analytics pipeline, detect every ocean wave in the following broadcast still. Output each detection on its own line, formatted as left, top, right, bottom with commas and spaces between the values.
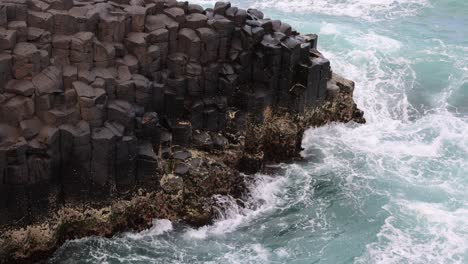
184, 173, 289, 240
356, 200, 468, 264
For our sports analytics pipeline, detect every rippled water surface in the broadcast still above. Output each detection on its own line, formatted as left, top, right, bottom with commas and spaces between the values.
51, 0, 468, 263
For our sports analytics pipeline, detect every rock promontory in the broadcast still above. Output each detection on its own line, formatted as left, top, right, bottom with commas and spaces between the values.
0, 0, 365, 262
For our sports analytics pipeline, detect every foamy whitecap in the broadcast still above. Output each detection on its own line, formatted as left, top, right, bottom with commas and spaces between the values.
356, 199, 468, 264
126, 219, 173, 240
320, 23, 340, 35
184, 174, 289, 239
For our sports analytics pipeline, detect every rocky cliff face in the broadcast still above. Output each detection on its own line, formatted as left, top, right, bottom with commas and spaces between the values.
0, 0, 364, 262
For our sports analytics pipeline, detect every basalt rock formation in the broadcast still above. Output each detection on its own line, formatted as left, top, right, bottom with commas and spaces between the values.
0, 0, 365, 263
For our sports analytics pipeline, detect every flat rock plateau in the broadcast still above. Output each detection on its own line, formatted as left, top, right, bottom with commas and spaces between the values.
0, 0, 365, 263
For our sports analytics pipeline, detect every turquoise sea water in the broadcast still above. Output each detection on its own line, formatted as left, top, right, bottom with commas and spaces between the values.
51, 0, 468, 263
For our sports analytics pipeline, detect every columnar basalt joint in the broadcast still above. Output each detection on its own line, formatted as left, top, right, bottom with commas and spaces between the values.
0, 1, 364, 262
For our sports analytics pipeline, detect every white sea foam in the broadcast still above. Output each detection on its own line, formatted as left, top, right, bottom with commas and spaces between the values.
319, 23, 339, 35
126, 219, 173, 240
184, 173, 289, 239
298, 10, 468, 261
356, 200, 468, 264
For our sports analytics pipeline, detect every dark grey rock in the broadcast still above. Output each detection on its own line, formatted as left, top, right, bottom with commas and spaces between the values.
163, 7, 185, 24
137, 140, 160, 181
185, 13, 207, 29
5, 79, 34, 96
192, 130, 213, 150
247, 8, 264, 19
107, 100, 136, 129
214, 2, 231, 16
188, 4, 204, 14
172, 149, 191, 161
174, 162, 189, 175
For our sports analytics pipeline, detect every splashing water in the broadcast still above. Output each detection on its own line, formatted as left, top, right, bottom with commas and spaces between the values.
51, 0, 468, 263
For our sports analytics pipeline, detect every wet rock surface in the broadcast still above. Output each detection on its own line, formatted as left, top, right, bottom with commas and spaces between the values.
0, 1, 364, 263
